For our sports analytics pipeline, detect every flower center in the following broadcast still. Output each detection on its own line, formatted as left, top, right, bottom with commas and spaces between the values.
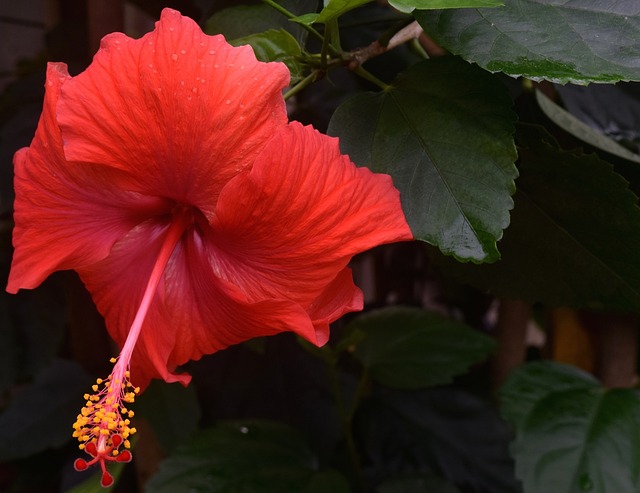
72, 205, 194, 487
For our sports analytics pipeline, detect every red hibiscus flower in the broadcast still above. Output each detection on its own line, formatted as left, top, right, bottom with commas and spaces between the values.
6, 8, 411, 486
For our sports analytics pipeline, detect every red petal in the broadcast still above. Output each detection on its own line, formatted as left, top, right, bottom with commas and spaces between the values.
7, 63, 170, 293
56, 8, 289, 218
307, 268, 364, 346
210, 121, 412, 319
78, 217, 317, 387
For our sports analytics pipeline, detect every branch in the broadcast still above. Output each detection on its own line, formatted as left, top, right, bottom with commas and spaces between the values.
348, 20, 424, 69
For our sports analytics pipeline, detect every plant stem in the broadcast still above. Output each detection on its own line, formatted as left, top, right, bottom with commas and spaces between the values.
352, 65, 391, 91
283, 70, 318, 100
261, 0, 325, 43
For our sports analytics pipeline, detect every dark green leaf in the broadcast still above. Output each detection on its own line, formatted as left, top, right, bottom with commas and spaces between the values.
0, 273, 68, 393
0, 359, 92, 460
230, 29, 305, 84
315, 0, 372, 22
430, 124, 640, 310
136, 380, 201, 453
348, 307, 495, 389
499, 360, 598, 429
389, 0, 502, 14
536, 89, 640, 164
358, 387, 520, 492
147, 420, 350, 493
328, 57, 517, 262
501, 361, 640, 492
415, 1, 640, 84
377, 474, 463, 492
205, 0, 316, 46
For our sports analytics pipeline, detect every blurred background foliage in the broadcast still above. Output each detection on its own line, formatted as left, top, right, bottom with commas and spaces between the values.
2, 1, 640, 492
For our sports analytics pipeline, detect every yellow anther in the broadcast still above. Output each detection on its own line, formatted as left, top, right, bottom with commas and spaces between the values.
79, 444, 85, 450
110, 357, 117, 363
100, 429, 110, 436
129, 427, 137, 434
128, 411, 135, 418
124, 440, 131, 449
92, 384, 99, 392
134, 387, 140, 394
112, 450, 119, 456
96, 378, 103, 384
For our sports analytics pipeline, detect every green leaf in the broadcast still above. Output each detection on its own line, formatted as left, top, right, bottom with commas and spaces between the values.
290, 13, 319, 25
377, 474, 463, 492
359, 387, 520, 492
429, 124, 640, 311
136, 380, 201, 453
499, 360, 599, 429
348, 307, 495, 389
315, 0, 373, 23
0, 359, 92, 460
328, 57, 517, 262
205, 0, 316, 45
501, 361, 640, 492
230, 29, 305, 84
147, 420, 350, 493
389, 0, 502, 14
535, 89, 640, 164
415, 1, 640, 84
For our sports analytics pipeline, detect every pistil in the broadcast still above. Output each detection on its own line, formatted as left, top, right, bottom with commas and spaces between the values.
72, 206, 193, 487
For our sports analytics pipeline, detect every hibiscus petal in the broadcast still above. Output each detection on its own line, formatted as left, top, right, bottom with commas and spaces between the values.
56, 8, 290, 218
78, 218, 319, 388
209, 121, 413, 314
7, 63, 169, 293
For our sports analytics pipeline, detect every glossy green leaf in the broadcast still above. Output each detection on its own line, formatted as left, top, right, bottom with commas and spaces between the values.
415, 1, 640, 84
0, 359, 91, 460
230, 29, 305, 84
389, 0, 502, 14
429, 124, 640, 311
147, 420, 350, 493
359, 387, 520, 492
328, 57, 517, 262
136, 380, 201, 452
501, 361, 640, 492
348, 307, 495, 389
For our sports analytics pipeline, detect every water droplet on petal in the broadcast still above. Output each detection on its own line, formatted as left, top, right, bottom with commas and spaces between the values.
192, 87, 198, 93
209, 50, 216, 55
239, 426, 249, 434
181, 50, 186, 55
226, 100, 231, 105
171, 53, 178, 61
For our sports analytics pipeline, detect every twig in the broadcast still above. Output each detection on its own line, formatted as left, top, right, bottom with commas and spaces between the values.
348, 21, 423, 69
